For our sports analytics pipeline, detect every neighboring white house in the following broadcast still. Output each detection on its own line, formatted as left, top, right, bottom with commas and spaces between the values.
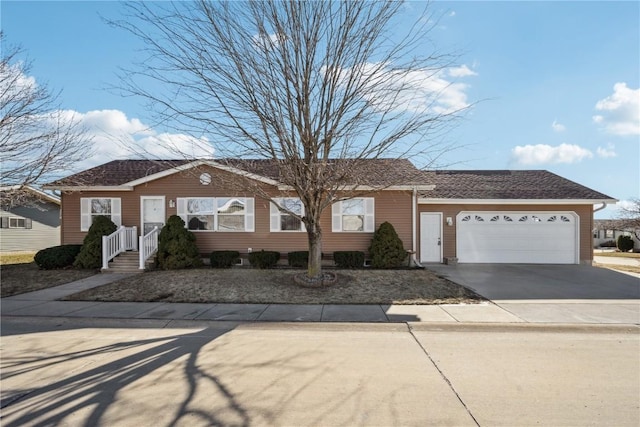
0, 186, 61, 252
593, 219, 639, 249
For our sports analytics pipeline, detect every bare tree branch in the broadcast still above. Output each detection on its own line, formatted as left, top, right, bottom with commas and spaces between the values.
0, 33, 93, 205
112, 0, 469, 279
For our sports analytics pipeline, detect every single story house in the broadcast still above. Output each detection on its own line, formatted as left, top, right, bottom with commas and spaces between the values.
0, 185, 61, 253
44, 159, 615, 266
593, 219, 639, 248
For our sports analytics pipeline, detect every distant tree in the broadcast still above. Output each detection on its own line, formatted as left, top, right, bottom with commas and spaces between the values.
618, 198, 640, 239
115, 1, 466, 281
0, 33, 92, 207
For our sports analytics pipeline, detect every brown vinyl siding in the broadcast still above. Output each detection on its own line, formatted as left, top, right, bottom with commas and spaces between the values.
61, 166, 413, 256
417, 204, 594, 263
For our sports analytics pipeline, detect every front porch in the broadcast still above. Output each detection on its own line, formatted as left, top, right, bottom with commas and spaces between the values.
102, 226, 159, 274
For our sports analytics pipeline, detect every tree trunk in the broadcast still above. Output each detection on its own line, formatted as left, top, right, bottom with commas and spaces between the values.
307, 225, 323, 280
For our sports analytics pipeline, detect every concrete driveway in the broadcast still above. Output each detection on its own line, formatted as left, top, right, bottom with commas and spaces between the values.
428, 264, 640, 324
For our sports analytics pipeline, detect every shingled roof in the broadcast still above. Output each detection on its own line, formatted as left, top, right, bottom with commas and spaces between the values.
420, 170, 614, 200
45, 158, 425, 188
45, 160, 614, 201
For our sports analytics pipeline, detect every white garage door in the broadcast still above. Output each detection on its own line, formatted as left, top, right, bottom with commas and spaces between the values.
456, 212, 578, 264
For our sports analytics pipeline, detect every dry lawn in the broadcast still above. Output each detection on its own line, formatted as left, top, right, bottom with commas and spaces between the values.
64, 268, 484, 305
1, 263, 98, 297
594, 252, 640, 259
593, 262, 640, 275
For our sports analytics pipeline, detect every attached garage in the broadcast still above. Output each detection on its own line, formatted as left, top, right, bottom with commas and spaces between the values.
456, 211, 578, 264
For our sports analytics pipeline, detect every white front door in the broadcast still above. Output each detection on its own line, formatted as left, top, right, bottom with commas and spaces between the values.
141, 196, 165, 235
420, 212, 442, 263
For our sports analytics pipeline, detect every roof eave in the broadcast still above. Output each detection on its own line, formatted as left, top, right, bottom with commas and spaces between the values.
418, 198, 618, 205
123, 159, 281, 188
42, 185, 134, 192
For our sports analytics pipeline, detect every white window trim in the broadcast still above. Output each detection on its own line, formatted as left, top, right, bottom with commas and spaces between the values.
80, 197, 121, 231
331, 198, 375, 232
177, 197, 254, 232
8, 217, 30, 229
270, 198, 306, 232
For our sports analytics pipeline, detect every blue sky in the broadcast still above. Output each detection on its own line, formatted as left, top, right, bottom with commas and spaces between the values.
2, 1, 639, 218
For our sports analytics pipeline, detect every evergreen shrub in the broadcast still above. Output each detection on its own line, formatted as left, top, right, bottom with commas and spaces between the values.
73, 216, 118, 269
287, 251, 309, 268
157, 215, 203, 269
34, 244, 82, 269
248, 250, 280, 269
333, 251, 365, 268
617, 235, 634, 252
369, 221, 406, 268
210, 250, 240, 268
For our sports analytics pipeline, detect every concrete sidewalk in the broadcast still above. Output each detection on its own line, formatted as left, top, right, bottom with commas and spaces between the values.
1, 273, 522, 324
2, 272, 638, 324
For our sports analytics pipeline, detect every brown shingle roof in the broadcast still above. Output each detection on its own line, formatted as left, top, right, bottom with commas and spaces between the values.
420, 170, 614, 200
47, 160, 192, 187
46, 160, 614, 201
45, 158, 423, 187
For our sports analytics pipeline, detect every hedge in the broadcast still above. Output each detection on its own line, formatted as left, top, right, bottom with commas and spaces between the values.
333, 251, 365, 268
210, 250, 241, 268
34, 244, 82, 270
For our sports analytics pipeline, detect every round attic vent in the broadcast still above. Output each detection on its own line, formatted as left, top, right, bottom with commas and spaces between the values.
199, 173, 211, 185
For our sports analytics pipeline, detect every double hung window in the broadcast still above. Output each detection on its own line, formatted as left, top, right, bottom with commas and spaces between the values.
80, 198, 121, 231
0, 217, 32, 229
177, 197, 254, 232
331, 198, 375, 232
270, 198, 305, 232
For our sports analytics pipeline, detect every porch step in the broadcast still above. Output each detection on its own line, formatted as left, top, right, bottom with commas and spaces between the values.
102, 251, 151, 274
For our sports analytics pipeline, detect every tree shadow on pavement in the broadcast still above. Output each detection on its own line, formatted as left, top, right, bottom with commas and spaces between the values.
1, 324, 254, 426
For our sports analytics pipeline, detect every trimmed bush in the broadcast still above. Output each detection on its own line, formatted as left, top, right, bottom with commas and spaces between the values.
333, 251, 365, 269
34, 244, 82, 270
600, 240, 617, 248
369, 221, 406, 268
157, 215, 203, 269
210, 250, 240, 268
74, 216, 118, 269
248, 250, 280, 269
617, 235, 634, 252
288, 251, 309, 268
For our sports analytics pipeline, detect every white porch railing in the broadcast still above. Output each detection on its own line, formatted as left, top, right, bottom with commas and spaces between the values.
139, 226, 159, 270
102, 226, 138, 270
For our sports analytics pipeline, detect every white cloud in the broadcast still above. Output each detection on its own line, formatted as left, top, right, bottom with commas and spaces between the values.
592, 82, 640, 136
0, 61, 37, 97
448, 11, 456, 17
511, 143, 593, 165
596, 143, 617, 158
64, 109, 214, 170
551, 120, 566, 132
342, 62, 477, 115
448, 64, 477, 78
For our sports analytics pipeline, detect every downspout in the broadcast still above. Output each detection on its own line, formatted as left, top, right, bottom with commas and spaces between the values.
412, 187, 424, 268
593, 202, 607, 213
589, 202, 608, 266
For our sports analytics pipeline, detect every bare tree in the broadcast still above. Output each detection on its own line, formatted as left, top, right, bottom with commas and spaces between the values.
618, 198, 640, 239
0, 33, 92, 206
115, 1, 466, 280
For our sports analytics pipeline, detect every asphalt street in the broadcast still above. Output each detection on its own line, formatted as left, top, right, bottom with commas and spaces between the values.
1, 317, 638, 427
